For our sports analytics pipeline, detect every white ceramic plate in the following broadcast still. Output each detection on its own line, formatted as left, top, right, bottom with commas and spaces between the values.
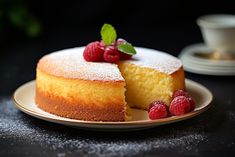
182, 59, 235, 75
183, 66, 235, 76
179, 43, 235, 75
181, 55, 235, 69
179, 43, 235, 67
13, 79, 213, 131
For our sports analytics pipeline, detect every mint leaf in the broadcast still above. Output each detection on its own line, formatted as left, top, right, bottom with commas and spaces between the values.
100, 23, 117, 45
117, 43, 137, 55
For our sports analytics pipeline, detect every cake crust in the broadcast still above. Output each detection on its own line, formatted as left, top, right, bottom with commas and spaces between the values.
36, 69, 126, 122
36, 87, 125, 121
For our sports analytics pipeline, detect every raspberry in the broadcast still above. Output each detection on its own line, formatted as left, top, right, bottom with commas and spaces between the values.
188, 97, 195, 111
148, 101, 168, 120
119, 52, 132, 60
148, 100, 165, 112
169, 96, 191, 116
172, 90, 195, 112
103, 46, 120, 63
83, 41, 104, 62
115, 38, 132, 60
173, 90, 189, 98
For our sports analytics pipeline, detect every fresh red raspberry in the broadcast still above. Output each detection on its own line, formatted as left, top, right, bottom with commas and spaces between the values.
115, 38, 132, 60
83, 41, 104, 62
169, 96, 191, 116
103, 46, 120, 63
148, 101, 169, 120
172, 90, 195, 111
148, 100, 165, 112
173, 90, 189, 98
188, 97, 195, 111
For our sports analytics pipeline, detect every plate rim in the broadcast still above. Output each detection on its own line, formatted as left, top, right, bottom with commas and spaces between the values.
179, 43, 235, 64
12, 79, 213, 126
183, 64, 235, 76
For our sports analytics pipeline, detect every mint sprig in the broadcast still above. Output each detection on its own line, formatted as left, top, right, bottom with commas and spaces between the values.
100, 23, 117, 45
117, 42, 136, 55
100, 23, 137, 56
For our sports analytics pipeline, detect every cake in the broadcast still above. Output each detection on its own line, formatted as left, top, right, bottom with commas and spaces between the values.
35, 47, 185, 121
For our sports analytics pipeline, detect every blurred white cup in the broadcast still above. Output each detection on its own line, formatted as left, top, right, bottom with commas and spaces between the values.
197, 14, 235, 54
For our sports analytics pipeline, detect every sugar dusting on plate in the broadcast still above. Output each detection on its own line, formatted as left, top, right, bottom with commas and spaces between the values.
1, 97, 208, 156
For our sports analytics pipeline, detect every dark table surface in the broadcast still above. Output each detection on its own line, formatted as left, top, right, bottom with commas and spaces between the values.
1, 27, 235, 157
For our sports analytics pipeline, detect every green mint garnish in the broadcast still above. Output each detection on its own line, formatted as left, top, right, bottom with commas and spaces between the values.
117, 42, 137, 55
100, 23, 117, 45
100, 23, 137, 56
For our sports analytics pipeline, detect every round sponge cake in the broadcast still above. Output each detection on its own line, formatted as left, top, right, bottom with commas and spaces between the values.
36, 47, 185, 121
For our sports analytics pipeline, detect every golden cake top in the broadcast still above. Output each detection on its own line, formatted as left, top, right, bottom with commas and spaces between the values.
37, 47, 182, 81
37, 47, 124, 81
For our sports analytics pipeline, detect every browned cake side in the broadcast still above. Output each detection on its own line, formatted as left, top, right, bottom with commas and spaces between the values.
36, 86, 125, 121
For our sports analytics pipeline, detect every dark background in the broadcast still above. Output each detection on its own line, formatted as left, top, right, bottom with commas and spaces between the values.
2, 0, 235, 51
1, 0, 235, 157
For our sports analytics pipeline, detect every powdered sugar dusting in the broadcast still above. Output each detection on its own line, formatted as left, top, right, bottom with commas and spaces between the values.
38, 47, 182, 82
128, 47, 182, 74
1, 97, 207, 156
38, 47, 124, 81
